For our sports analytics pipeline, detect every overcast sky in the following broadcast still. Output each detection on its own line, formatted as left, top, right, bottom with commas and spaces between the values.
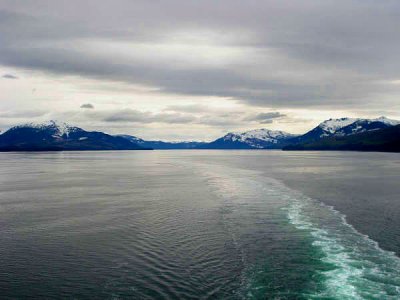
1, 0, 400, 140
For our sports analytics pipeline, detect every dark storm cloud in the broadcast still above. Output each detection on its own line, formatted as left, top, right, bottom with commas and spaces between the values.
1, 0, 400, 109
80, 103, 94, 109
2, 73, 18, 79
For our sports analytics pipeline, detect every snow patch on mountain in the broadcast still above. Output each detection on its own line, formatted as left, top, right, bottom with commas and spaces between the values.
222, 129, 298, 148
317, 116, 400, 137
370, 116, 400, 126
318, 118, 358, 136
226, 129, 295, 142
294, 116, 400, 144
117, 135, 144, 144
13, 120, 80, 137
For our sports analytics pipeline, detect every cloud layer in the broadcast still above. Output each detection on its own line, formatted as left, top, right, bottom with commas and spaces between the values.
1, 1, 400, 139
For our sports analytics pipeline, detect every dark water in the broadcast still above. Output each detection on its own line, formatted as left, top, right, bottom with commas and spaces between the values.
1, 151, 400, 299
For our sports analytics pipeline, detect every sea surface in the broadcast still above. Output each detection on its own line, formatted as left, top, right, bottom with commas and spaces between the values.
1, 150, 400, 299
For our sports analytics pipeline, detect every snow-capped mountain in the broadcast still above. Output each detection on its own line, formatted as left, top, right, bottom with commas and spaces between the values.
284, 123, 400, 152
198, 129, 298, 149
0, 121, 148, 151
1, 116, 399, 152
11, 120, 83, 139
293, 117, 400, 144
334, 117, 400, 136
318, 118, 358, 137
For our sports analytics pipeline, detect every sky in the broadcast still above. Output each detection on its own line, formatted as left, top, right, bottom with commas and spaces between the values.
1, 0, 400, 141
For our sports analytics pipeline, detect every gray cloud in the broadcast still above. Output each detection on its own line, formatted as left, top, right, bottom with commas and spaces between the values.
196, 112, 245, 127
100, 109, 196, 124
2, 73, 18, 79
244, 112, 286, 123
80, 103, 94, 109
83, 108, 245, 128
259, 119, 273, 124
1, 0, 400, 112
164, 104, 211, 113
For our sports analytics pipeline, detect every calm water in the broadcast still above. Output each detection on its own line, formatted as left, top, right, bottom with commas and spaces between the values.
1, 150, 400, 299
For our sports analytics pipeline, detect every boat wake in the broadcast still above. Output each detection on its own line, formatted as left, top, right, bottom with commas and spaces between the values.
194, 162, 400, 299
286, 192, 400, 299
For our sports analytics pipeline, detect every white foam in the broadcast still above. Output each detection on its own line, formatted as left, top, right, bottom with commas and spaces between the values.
189, 161, 400, 299
286, 193, 400, 299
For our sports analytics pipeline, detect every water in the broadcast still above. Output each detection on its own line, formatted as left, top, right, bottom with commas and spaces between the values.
1, 151, 400, 299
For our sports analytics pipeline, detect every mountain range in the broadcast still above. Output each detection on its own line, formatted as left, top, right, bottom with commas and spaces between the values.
283, 117, 400, 152
284, 124, 400, 152
0, 117, 399, 152
0, 121, 148, 151
117, 135, 207, 150
196, 129, 298, 149
289, 117, 399, 144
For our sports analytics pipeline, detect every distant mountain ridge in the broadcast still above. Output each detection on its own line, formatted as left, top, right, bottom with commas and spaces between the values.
118, 135, 207, 149
284, 124, 400, 152
197, 129, 298, 149
0, 121, 148, 151
291, 116, 400, 145
196, 116, 400, 150
1, 116, 399, 152
333, 117, 400, 136
283, 116, 400, 152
